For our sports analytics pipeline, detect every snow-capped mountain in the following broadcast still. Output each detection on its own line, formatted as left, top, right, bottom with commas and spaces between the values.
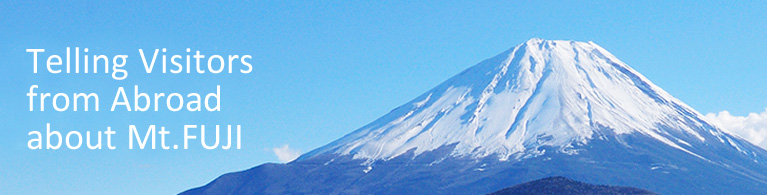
301, 38, 738, 164
182, 39, 767, 195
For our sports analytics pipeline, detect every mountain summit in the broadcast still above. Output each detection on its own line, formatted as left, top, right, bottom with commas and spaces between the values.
301, 38, 732, 164
182, 39, 767, 195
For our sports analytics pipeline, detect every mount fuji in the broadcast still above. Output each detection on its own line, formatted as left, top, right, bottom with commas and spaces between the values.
182, 39, 767, 194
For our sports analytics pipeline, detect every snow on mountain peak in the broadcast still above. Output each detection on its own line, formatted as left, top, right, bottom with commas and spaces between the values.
185, 39, 767, 195
299, 39, 738, 164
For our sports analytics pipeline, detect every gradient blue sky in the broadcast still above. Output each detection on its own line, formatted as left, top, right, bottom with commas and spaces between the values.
2, 1, 767, 194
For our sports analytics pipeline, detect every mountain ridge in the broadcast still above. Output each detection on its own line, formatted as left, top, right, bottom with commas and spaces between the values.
299, 38, 745, 165
487, 176, 657, 195
182, 39, 767, 195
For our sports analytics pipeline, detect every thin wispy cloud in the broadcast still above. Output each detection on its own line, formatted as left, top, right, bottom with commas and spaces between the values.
705, 108, 767, 149
272, 144, 301, 163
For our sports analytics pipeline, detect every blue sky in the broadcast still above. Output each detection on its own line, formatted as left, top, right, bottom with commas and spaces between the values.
2, 1, 767, 194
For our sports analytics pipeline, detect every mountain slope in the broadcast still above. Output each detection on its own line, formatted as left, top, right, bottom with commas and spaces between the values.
300, 38, 740, 164
487, 176, 656, 195
182, 39, 767, 195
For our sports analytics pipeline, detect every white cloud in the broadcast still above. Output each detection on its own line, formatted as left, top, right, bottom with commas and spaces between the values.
272, 144, 302, 163
704, 108, 767, 149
